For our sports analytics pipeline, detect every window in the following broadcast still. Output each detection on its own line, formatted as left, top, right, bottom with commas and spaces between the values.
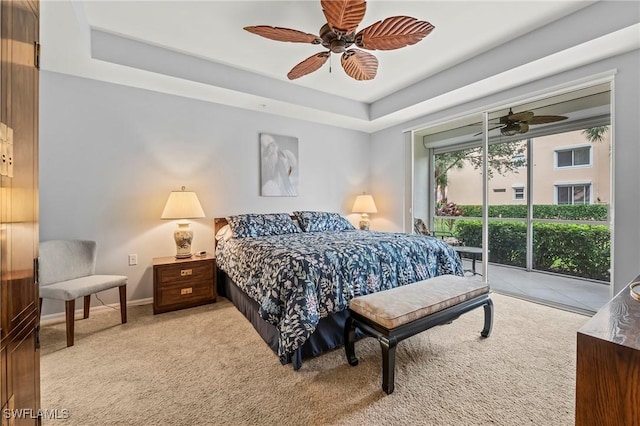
556, 184, 591, 205
555, 146, 591, 168
513, 187, 525, 200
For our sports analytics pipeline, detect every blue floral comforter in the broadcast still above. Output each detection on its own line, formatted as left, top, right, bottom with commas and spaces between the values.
215, 230, 463, 362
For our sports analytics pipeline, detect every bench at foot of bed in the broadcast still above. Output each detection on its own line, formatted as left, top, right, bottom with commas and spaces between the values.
345, 275, 493, 395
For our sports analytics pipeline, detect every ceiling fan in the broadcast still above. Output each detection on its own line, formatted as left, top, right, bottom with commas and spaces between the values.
479, 108, 569, 136
244, 0, 434, 81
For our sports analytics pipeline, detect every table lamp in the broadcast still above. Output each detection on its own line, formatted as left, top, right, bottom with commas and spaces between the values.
352, 193, 378, 230
161, 186, 206, 258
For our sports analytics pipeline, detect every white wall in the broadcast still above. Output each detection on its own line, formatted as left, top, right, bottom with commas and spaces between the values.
39, 71, 370, 315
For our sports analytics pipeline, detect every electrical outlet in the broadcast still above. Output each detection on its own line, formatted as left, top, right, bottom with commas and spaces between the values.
128, 254, 138, 266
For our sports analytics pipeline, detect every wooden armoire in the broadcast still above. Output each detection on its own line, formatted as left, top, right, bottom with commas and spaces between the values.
0, 0, 41, 424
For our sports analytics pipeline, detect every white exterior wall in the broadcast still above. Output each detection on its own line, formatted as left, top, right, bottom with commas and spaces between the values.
445, 130, 611, 206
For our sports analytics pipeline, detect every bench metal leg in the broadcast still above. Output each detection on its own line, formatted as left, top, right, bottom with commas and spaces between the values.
380, 336, 397, 395
481, 299, 493, 338
345, 315, 359, 366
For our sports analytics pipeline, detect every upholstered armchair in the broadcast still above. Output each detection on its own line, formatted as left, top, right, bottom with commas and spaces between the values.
38, 240, 127, 347
414, 218, 463, 246
413, 218, 431, 236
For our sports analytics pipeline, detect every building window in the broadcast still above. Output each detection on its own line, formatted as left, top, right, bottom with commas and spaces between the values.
513, 187, 525, 200
555, 146, 591, 168
556, 184, 591, 205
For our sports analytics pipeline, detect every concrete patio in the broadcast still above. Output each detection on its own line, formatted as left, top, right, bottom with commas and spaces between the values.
461, 259, 611, 315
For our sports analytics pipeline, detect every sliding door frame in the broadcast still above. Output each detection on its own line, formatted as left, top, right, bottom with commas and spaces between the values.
409, 72, 615, 297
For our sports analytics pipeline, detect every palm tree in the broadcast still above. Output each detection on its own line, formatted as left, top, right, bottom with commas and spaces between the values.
582, 126, 609, 143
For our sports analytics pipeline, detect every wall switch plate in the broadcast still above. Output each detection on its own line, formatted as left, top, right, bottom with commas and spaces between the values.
128, 254, 138, 266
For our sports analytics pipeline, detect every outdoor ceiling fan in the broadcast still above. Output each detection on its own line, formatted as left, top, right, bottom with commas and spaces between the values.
244, 0, 434, 81
476, 109, 569, 136
495, 109, 569, 136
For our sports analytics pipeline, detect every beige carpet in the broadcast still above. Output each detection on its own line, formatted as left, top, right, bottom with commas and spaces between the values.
40, 293, 588, 425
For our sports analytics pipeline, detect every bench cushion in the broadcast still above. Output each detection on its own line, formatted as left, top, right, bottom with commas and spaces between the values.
39, 274, 127, 301
349, 275, 489, 329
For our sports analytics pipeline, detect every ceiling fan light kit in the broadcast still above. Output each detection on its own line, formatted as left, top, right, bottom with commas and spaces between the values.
500, 122, 521, 136
244, 0, 434, 81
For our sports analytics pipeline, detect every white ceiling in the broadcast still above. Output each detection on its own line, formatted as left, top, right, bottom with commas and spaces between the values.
42, 1, 636, 132
80, 0, 592, 103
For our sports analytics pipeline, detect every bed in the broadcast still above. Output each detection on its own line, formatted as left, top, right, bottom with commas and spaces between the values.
214, 212, 463, 369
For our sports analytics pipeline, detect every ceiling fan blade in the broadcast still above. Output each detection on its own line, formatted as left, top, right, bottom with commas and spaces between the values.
287, 52, 330, 80
527, 115, 568, 125
321, 0, 367, 35
355, 16, 434, 51
473, 125, 504, 136
507, 110, 534, 122
341, 49, 378, 80
518, 123, 529, 134
244, 26, 321, 44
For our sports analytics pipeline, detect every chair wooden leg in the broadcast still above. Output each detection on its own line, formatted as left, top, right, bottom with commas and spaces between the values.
119, 285, 127, 324
83, 295, 91, 319
65, 299, 75, 347
39, 298, 43, 316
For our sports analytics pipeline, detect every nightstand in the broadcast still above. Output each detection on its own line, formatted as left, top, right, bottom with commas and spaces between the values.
153, 254, 216, 314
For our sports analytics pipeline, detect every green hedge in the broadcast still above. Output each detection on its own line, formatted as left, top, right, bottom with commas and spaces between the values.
454, 204, 608, 221
454, 220, 610, 281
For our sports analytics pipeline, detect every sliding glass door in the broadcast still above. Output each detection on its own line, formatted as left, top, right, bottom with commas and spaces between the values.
412, 82, 612, 312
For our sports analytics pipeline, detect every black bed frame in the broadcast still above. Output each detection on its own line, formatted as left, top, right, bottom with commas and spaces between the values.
218, 270, 352, 370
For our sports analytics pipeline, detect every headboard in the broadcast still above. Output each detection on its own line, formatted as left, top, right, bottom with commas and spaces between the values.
214, 217, 229, 250
214, 217, 228, 235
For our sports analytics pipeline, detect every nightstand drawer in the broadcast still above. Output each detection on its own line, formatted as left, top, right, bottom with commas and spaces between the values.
156, 262, 213, 286
152, 255, 217, 314
156, 280, 215, 309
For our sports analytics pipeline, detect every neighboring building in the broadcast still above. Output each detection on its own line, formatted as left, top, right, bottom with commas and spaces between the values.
444, 129, 611, 207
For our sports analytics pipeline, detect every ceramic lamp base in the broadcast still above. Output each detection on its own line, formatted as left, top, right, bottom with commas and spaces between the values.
174, 222, 194, 259
359, 213, 370, 231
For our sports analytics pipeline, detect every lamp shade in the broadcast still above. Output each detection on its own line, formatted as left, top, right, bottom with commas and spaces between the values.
161, 188, 205, 219
352, 194, 378, 214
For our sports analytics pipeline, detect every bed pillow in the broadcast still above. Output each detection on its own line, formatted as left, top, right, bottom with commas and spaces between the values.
293, 211, 355, 233
226, 213, 300, 238
215, 224, 233, 242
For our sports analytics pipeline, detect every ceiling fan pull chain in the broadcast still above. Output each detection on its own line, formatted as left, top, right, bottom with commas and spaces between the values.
329, 54, 332, 74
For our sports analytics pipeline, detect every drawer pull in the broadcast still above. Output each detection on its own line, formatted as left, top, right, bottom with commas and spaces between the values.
180, 287, 193, 295
180, 269, 193, 276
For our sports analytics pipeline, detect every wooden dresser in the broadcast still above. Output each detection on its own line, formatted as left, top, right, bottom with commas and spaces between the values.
575, 275, 640, 426
153, 254, 217, 314
1, 1, 41, 423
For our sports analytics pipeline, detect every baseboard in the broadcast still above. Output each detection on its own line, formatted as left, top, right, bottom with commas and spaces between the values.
40, 297, 153, 326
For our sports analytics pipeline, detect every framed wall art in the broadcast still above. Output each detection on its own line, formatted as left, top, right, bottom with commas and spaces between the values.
260, 133, 299, 197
